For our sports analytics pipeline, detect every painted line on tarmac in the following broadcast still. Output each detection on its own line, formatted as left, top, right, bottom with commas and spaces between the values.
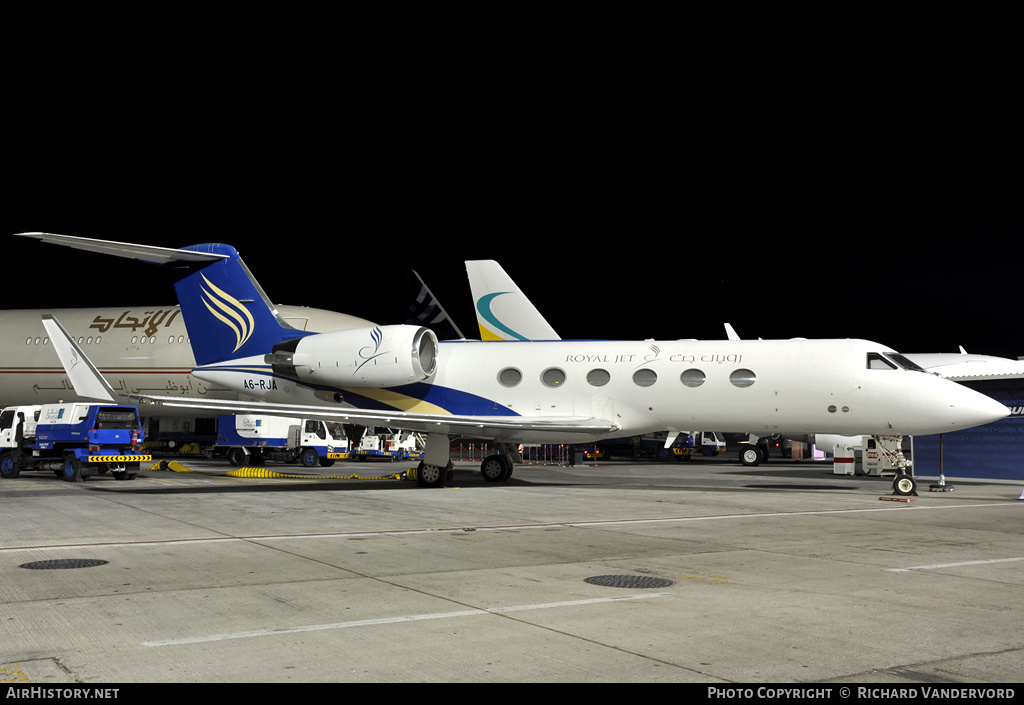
2, 502, 1019, 555
886, 556, 1024, 572
142, 593, 673, 646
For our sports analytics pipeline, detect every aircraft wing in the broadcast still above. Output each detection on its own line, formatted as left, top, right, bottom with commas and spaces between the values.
40, 315, 618, 440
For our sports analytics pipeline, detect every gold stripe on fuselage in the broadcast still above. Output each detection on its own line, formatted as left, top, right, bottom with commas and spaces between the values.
342, 387, 451, 415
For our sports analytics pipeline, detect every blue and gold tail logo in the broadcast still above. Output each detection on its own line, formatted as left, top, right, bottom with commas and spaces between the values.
199, 274, 255, 353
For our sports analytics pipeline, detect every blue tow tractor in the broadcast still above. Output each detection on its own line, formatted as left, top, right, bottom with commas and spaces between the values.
0, 403, 151, 482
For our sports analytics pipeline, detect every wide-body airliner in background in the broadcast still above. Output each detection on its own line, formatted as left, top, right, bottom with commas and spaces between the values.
18, 232, 1011, 496
0, 305, 374, 412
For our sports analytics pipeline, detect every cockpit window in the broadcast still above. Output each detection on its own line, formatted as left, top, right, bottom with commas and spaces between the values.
867, 352, 926, 372
886, 353, 927, 373
867, 353, 897, 370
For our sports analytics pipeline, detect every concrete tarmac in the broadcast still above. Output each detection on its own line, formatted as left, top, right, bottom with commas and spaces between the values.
1, 455, 1022, 684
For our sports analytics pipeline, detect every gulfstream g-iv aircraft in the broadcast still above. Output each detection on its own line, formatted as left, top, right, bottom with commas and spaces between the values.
22, 233, 1010, 495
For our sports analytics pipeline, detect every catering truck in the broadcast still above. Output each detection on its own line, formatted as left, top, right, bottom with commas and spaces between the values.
0, 403, 149, 482
215, 414, 349, 467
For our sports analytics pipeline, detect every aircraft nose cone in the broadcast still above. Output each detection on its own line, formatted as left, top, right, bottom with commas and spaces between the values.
952, 386, 1010, 430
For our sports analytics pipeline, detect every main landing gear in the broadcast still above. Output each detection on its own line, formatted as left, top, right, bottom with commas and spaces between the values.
739, 438, 771, 467
413, 440, 520, 488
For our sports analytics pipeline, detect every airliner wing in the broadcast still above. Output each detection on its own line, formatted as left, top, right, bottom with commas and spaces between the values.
40, 315, 618, 439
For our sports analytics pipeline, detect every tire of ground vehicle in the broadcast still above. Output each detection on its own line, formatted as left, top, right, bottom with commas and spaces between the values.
0, 451, 20, 479
63, 454, 83, 483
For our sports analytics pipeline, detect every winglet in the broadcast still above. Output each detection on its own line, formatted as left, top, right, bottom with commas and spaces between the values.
40, 315, 120, 402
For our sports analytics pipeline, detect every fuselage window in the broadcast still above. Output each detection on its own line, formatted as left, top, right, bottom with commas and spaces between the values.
633, 369, 657, 387
498, 368, 522, 387
680, 369, 706, 388
587, 369, 610, 387
542, 368, 567, 387
730, 369, 756, 388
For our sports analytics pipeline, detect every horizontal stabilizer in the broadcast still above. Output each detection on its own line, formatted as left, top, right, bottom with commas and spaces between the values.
17, 232, 229, 265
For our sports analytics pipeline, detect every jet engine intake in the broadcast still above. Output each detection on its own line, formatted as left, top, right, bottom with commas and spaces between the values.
265, 325, 438, 388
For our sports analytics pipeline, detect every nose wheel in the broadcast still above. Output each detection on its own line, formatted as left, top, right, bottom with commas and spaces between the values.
892, 473, 918, 496
871, 435, 918, 497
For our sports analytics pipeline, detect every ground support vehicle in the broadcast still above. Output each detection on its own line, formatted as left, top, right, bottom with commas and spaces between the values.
351, 429, 424, 461
666, 431, 727, 461
215, 414, 349, 467
0, 403, 149, 482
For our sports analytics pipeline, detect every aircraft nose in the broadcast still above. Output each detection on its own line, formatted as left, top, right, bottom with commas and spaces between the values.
950, 385, 1010, 431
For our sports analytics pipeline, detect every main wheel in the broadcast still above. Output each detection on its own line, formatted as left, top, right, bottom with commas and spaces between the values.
739, 445, 763, 467
480, 455, 510, 482
299, 448, 319, 468
416, 462, 446, 488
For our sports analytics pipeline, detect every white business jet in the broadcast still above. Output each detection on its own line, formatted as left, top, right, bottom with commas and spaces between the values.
23, 233, 1009, 495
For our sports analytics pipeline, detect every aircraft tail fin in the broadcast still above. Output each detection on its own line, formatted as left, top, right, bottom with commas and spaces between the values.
171, 244, 313, 365
405, 269, 465, 340
20, 233, 312, 366
40, 315, 119, 402
465, 260, 561, 341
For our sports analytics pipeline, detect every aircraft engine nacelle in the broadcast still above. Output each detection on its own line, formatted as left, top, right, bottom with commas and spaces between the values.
267, 325, 438, 388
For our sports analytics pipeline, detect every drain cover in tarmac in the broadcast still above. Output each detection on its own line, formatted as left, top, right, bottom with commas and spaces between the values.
19, 559, 109, 570
584, 574, 674, 589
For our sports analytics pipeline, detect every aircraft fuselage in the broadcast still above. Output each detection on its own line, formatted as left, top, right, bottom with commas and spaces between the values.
190, 337, 1007, 443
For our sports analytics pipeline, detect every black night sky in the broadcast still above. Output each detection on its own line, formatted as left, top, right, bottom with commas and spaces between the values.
6, 41, 1021, 360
